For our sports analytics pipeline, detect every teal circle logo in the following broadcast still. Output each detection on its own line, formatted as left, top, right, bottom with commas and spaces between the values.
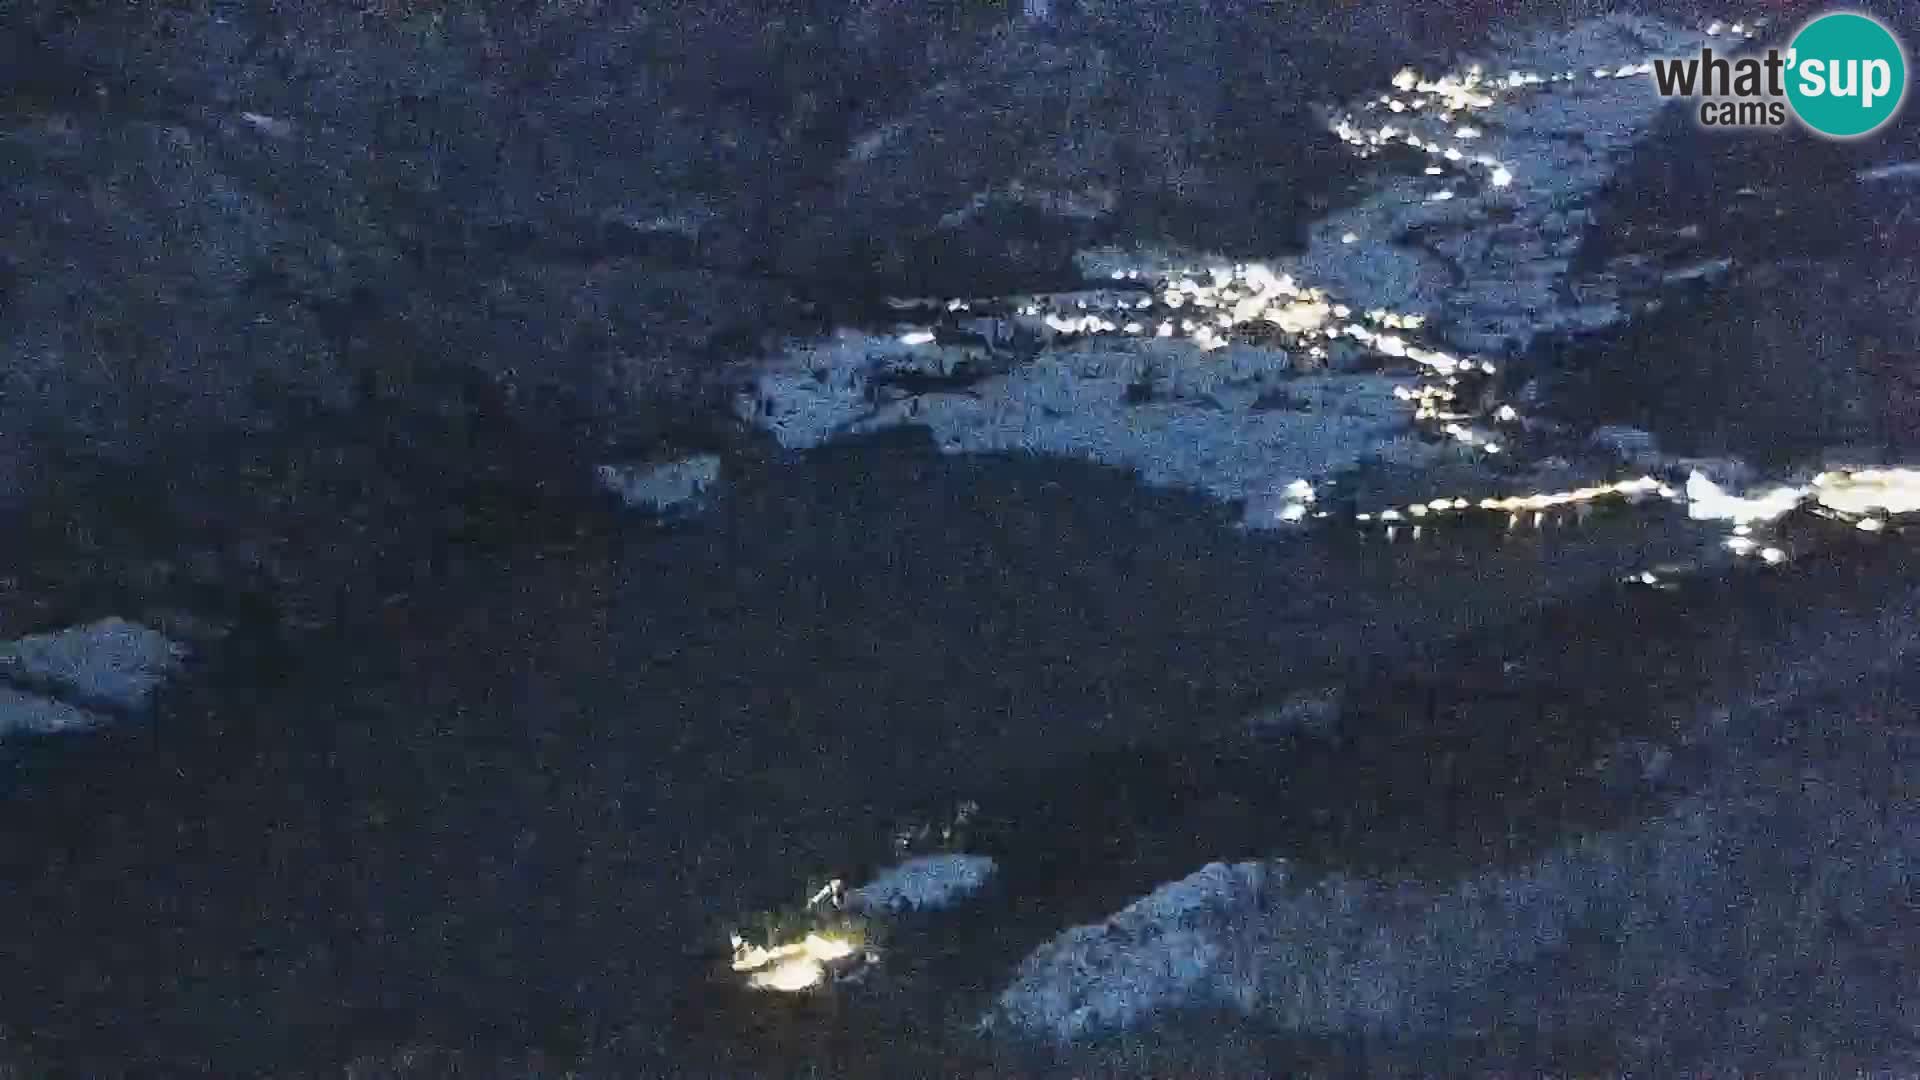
1785, 13, 1908, 138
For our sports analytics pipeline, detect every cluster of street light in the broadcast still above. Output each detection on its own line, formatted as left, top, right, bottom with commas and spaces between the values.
876, 13, 1909, 566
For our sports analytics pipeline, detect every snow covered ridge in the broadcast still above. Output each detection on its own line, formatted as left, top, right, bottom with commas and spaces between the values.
980, 838, 1669, 1043
739, 14, 1750, 518
1302, 13, 1752, 354
987, 591, 1920, 1051
981, 861, 1277, 1041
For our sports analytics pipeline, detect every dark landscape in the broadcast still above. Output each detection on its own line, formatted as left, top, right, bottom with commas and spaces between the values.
1, 1, 1917, 1075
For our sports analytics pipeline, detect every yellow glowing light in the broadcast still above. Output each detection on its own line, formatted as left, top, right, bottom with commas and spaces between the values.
749, 958, 826, 991
733, 932, 859, 993
1813, 468, 1920, 517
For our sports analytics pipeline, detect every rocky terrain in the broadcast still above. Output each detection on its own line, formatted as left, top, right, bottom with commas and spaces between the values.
1, 0, 1918, 1075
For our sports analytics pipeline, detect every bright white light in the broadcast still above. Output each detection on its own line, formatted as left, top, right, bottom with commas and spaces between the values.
1496, 405, 1519, 422
1286, 479, 1316, 500
1392, 68, 1419, 91
1342, 232, 1358, 244
1425, 166, 1445, 176
1760, 547, 1787, 565
1455, 126, 1481, 139
1428, 190, 1456, 202
1707, 21, 1723, 34
1490, 166, 1514, 188
1813, 468, 1920, 517
1685, 471, 1808, 524
1857, 517, 1887, 533
749, 957, 826, 991
1278, 503, 1309, 523
899, 331, 935, 345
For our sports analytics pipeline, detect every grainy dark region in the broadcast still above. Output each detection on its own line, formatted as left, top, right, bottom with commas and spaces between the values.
1, 0, 1918, 1075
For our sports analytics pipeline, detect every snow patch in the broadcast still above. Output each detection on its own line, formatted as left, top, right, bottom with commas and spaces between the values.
741, 332, 1412, 511
846, 853, 998, 914
596, 455, 723, 514
1301, 14, 1724, 354
0, 687, 111, 737
983, 861, 1276, 1040
0, 618, 186, 713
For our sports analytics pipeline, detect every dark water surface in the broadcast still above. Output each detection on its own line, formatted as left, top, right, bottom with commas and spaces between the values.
0, 434, 1902, 1074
